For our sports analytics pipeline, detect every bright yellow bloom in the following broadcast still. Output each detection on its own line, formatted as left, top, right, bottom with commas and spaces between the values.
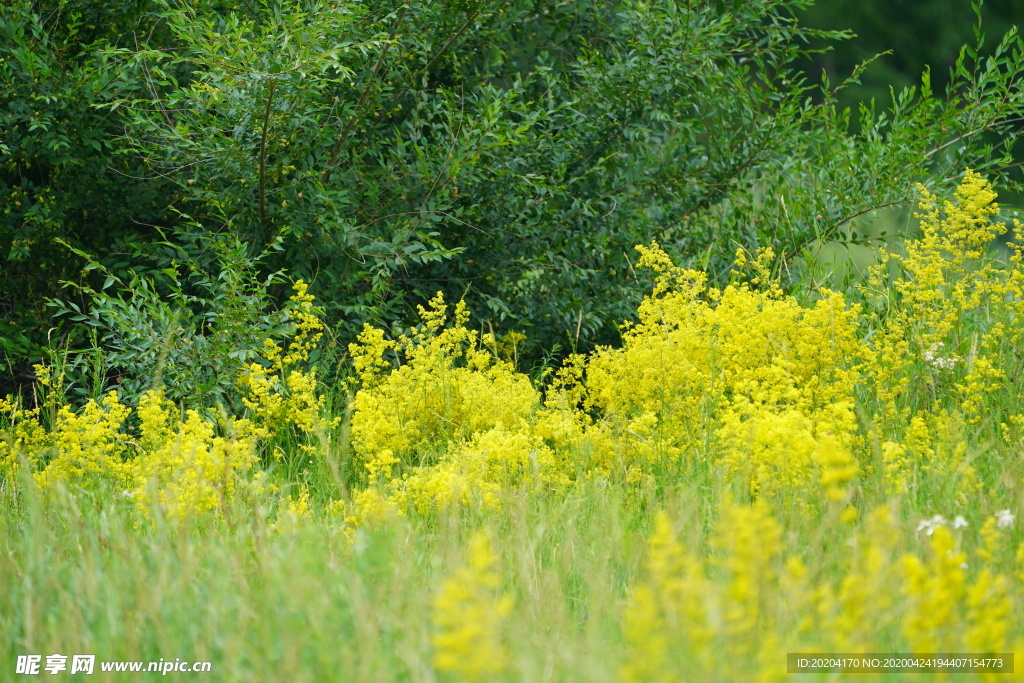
432, 533, 513, 681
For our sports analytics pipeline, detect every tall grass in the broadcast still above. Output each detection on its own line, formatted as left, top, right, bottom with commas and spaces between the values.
4, 459, 1021, 680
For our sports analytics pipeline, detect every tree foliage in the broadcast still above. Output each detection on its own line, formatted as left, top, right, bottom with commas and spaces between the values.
2, 0, 1024, 398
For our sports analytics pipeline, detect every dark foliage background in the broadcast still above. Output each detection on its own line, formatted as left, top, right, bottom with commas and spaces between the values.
800, 0, 1020, 110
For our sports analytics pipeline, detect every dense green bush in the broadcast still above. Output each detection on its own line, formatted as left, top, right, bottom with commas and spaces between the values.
48, 227, 305, 409
0, 0, 174, 387
3, 0, 1024, 395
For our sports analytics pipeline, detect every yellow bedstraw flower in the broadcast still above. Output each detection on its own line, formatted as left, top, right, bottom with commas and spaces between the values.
716, 500, 783, 646
964, 568, 1011, 664
823, 506, 901, 652
0, 395, 47, 484
34, 391, 133, 494
866, 170, 1023, 427
349, 293, 539, 480
270, 486, 313, 534
901, 525, 968, 653
130, 407, 258, 522
344, 486, 402, 529
432, 532, 513, 681
623, 503, 789, 681
387, 426, 565, 515
621, 512, 711, 683
587, 241, 862, 500
238, 281, 337, 444
979, 516, 1001, 564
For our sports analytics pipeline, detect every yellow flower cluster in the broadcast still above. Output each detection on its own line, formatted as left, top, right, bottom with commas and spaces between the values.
858, 170, 1024, 503
360, 426, 568, 520
270, 486, 314, 534
349, 293, 539, 481
129, 390, 259, 522
0, 365, 66, 484
879, 411, 981, 502
866, 169, 1024, 425
622, 502, 787, 682
586, 243, 862, 502
0, 398, 49, 485
815, 506, 901, 652
239, 280, 336, 447
32, 391, 133, 493
17, 387, 259, 522
3, 282, 336, 523
620, 512, 710, 683
715, 499, 784, 644
432, 532, 513, 681
622, 503, 1021, 681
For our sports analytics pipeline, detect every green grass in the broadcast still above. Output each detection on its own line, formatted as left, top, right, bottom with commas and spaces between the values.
3, 434, 1022, 681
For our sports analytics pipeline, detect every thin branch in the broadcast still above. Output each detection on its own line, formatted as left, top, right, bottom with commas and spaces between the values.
322, 5, 409, 179
259, 79, 278, 229
924, 115, 1024, 159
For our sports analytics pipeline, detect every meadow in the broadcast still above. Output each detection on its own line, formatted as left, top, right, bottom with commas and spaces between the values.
3, 171, 1024, 681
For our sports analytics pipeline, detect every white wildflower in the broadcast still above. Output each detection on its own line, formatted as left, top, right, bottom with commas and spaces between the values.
923, 342, 958, 370
917, 515, 947, 535
995, 509, 1015, 528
